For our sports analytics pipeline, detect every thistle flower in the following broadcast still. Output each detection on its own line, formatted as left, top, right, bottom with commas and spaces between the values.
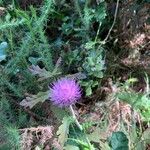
49, 78, 81, 107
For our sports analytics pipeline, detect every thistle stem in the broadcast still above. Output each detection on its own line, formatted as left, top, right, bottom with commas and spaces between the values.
69, 105, 83, 131
69, 105, 94, 149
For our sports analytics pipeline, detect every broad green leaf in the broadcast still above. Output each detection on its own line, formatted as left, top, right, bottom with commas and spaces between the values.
57, 117, 72, 146
0, 41, 7, 62
20, 91, 49, 108
109, 131, 129, 150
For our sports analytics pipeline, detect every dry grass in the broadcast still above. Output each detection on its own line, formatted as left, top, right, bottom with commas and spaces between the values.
20, 126, 54, 150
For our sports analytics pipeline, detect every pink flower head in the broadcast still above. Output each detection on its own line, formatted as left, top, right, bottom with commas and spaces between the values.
49, 78, 81, 107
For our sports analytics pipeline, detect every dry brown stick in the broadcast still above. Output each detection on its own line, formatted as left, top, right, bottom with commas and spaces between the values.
104, 0, 120, 42
98, 0, 120, 48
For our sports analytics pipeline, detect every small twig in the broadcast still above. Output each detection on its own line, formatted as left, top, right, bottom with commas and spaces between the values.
94, 22, 102, 43
19, 126, 53, 131
98, 0, 120, 47
104, 0, 119, 42
144, 73, 149, 95
139, 41, 150, 51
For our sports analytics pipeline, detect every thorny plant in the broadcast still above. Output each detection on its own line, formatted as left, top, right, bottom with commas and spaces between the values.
0, 0, 150, 149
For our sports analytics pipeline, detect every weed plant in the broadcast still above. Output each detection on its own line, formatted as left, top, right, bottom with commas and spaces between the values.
0, 0, 150, 149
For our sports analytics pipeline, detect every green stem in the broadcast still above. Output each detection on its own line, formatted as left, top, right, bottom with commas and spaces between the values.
94, 22, 102, 43
69, 105, 94, 149
69, 105, 83, 131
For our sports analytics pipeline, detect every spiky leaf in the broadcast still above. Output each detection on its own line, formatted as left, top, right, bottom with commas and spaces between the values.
95, 2, 107, 22
109, 131, 129, 150
20, 91, 49, 108
57, 117, 72, 146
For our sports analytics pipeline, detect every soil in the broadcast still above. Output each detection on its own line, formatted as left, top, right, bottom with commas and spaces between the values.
117, 0, 150, 67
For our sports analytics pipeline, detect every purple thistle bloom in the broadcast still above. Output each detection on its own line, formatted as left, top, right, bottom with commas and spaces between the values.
49, 78, 81, 107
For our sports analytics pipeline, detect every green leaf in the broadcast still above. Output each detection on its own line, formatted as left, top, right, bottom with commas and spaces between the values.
99, 141, 111, 150
142, 128, 150, 144
0, 41, 8, 62
20, 91, 49, 108
95, 2, 107, 22
51, 105, 69, 122
109, 131, 129, 150
135, 142, 145, 150
65, 145, 80, 150
68, 124, 94, 149
6, 126, 20, 149
82, 49, 105, 78
28, 57, 42, 65
83, 8, 94, 30
85, 41, 96, 50
29, 62, 61, 81
86, 86, 92, 96
87, 127, 108, 145
117, 92, 140, 105
67, 138, 94, 150
57, 117, 72, 146
117, 92, 150, 121
87, 128, 101, 143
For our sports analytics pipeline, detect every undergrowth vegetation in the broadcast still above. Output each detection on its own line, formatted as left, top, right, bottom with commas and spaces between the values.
0, 0, 150, 149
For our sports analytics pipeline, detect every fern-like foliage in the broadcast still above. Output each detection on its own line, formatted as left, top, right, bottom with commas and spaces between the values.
0, 98, 26, 149
0, 1, 55, 149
